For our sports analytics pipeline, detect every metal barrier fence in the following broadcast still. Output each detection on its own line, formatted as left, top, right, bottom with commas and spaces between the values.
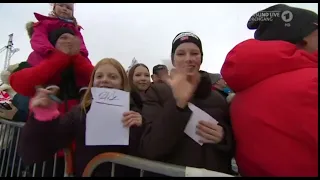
0, 119, 24, 177
0, 119, 67, 177
0, 118, 235, 177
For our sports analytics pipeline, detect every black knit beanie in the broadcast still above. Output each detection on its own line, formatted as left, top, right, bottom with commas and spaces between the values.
48, 27, 75, 46
171, 32, 203, 65
248, 4, 318, 44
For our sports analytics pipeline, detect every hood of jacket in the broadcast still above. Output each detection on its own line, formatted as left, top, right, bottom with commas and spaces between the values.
221, 39, 318, 93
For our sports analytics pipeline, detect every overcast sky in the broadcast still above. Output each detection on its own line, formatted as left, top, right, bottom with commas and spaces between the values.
0, 3, 317, 73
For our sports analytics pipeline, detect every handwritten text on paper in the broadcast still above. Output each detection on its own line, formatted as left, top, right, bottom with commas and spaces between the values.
86, 87, 130, 146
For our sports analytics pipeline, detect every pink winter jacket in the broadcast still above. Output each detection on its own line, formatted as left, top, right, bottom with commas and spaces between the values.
27, 13, 89, 66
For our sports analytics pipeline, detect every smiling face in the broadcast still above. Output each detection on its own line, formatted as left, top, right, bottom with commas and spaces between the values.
173, 42, 202, 76
80, 58, 129, 110
93, 63, 123, 90
132, 65, 151, 91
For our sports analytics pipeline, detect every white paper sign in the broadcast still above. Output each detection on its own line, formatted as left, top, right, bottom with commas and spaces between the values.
184, 103, 218, 146
85, 87, 130, 146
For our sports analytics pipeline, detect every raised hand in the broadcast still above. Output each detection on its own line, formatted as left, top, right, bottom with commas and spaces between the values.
69, 36, 81, 56
165, 69, 200, 108
31, 88, 56, 108
55, 36, 72, 55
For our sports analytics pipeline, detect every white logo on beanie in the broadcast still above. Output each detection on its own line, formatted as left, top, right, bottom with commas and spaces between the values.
281, 10, 293, 23
173, 32, 199, 43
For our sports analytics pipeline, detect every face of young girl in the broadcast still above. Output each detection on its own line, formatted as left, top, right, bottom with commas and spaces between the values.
54, 3, 74, 19
93, 64, 123, 90
132, 66, 151, 91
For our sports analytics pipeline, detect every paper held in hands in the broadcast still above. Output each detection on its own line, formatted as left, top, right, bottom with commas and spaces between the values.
184, 103, 218, 146
85, 87, 130, 146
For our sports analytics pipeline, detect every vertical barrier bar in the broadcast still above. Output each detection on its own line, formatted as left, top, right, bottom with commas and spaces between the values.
16, 158, 22, 177
52, 153, 57, 177
0, 124, 10, 175
5, 127, 14, 176
140, 169, 144, 177
10, 128, 20, 177
32, 163, 36, 177
22, 166, 29, 177
41, 161, 46, 177
111, 163, 115, 177
0, 124, 7, 158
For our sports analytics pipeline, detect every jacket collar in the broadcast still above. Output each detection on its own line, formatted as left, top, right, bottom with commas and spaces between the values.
194, 71, 212, 99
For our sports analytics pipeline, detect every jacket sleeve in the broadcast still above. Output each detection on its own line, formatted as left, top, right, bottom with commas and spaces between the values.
9, 50, 73, 97
213, 112, 235, 154
76, 29, 89, 58
18, 105, 79, 165
139, 85, 192, 160
11, 94, 30, 122
72, 54, 94, 87
302, 77, 318, 156
210, 91, 235, 154
12, 109, 29, 123
30, 21, 54, 55
128, 97, 144, 157
210, 91, 235, 157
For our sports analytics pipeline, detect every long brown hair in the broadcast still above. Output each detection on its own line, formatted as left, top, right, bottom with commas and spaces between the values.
127, 63, 149, 92
81, 58, 130, 112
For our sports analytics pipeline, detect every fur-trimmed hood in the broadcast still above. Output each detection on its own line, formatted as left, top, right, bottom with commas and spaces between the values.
26, 21, 34, 39
25, 13, 84, 40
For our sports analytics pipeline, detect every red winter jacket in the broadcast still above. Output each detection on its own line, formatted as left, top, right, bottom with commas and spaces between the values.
10, 50, 93, 97
221, 39, 318, 177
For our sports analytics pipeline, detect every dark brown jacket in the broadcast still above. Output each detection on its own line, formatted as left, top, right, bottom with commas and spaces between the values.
18, 99, 143, 177
140, 71, 235, 174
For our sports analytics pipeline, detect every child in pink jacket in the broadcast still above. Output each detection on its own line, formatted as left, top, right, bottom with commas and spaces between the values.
27, 3, 89, 66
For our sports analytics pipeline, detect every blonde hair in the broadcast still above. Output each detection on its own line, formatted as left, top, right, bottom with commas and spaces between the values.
80, 58, 130, 112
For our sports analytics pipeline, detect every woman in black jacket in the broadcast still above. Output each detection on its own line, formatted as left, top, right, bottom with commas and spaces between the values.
139, 32, 235, 176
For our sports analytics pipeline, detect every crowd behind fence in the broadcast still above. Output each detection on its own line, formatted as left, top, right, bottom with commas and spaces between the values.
0, 118, 235, 177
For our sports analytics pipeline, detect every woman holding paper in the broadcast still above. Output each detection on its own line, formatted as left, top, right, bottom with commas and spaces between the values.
140, 32, 234, 176
18, 58, 144, 177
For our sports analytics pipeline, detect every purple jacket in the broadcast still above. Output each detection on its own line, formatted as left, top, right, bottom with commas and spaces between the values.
28, 13, 89, 66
